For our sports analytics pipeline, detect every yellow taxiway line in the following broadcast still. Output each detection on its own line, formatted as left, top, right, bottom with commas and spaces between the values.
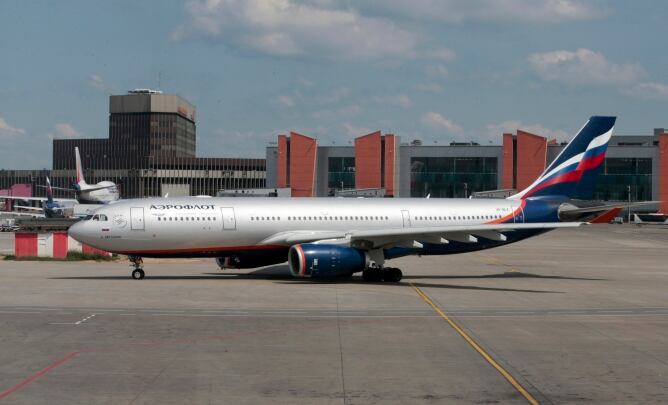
411, 283, 539, 405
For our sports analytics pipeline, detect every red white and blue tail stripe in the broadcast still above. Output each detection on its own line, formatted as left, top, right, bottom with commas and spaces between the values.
509, 116, 615, 200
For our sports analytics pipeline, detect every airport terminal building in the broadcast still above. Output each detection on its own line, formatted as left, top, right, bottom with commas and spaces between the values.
266, 129, 668, 213
1, 90, 667, 215
0, 90, 265, 200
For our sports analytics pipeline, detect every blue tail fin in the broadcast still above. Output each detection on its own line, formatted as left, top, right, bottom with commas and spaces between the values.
509, 116, 616, 200
45, 177, 54, 207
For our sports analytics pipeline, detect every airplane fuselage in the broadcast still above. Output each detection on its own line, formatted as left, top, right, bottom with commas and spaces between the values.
69, 196, 560, 260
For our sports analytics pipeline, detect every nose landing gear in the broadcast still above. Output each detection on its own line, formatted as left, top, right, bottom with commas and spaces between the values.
129, 256, 145, 280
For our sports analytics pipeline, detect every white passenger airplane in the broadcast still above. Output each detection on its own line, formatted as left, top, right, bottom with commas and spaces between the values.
69, 116, 617, 281
68, 147, 120, 204
1, 147, 119, 209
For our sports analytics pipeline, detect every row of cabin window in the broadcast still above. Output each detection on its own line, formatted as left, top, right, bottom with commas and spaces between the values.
157, 216, 217, 222
415, 214, 502, 221
250, 215, 391, 221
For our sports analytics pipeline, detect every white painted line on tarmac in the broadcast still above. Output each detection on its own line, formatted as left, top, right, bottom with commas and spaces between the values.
141, 310, 185, 313
74, 314, 96, 325
0, 311, 42, 314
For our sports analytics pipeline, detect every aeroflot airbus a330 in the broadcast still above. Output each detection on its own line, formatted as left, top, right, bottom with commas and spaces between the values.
69, 116, 616, 281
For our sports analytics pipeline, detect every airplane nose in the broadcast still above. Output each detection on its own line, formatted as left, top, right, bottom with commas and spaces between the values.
68, 221, 85, 242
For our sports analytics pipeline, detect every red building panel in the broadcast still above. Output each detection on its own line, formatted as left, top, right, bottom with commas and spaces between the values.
383, 134, 397, 197
355, 131, 382, 189
659, 133, 668, 214
515, 130, 547, 191
277, 134, 288, 188
502, 133, 514, 189
289, 132, 317, 197
52, 232, 69, 258
14, 233, 37, 257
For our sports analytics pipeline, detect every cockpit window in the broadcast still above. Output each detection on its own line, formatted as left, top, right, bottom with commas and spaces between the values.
92, 215, 99, 221
99, 214, 108, 221
84, 215, 94, 220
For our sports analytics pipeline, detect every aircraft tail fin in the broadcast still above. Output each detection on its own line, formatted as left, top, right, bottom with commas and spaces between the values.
45, 177, 54, 205
75, 147, 88, 188
509, 116, 616, 200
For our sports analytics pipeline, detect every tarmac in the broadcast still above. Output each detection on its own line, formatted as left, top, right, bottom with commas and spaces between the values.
0, 224, 666, 404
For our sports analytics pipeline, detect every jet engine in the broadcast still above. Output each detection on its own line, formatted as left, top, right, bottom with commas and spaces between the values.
216, 252, 286, 270
288, 244, 368, 278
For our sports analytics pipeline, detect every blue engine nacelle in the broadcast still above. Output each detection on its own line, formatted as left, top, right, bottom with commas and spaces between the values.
288, 244, 368, 278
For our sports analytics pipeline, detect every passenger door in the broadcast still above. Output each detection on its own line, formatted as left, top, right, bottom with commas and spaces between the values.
221, 207, 237, 230
401, 210, 412, 228
130, 207, 145, 230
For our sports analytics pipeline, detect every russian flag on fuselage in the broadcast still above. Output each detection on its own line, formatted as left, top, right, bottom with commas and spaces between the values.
510, 116, 616, 200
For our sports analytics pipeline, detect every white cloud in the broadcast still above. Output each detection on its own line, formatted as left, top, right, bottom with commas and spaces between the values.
342, 123, 373, 138
49, 123, 81, 139
624, 82, 668, 100
423, 47, 456, 62
415, 82, 443, 92
0, 117, 27, 139
421, 112, 463, 134
426, 64, 449, 79
486, 120, 569, 141
89, 74, 106, 91
372, 94, 413, 108
175, 0, 420, 62
527, 48, 644, 86
297, 78, 314, 87
311, 104, 362, 121
317, 87, 352, 105
276, 95, 296, 107
359, 0, 604, 24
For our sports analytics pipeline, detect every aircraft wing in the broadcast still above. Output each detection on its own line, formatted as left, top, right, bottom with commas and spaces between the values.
14, 205, 43, 211
36, 185, 73, 192
79, 184, 114, 192
260, 222, 583, 249
0, 196, 78, 203
1, 210, 45, 218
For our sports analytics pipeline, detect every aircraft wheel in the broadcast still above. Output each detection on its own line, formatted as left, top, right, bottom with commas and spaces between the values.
131, 269, 145, 280
363, 268, 382, 282
382, 268, 402, 282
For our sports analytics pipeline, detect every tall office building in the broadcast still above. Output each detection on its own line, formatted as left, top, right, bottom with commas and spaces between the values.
109, 89, 196, 162
50, 90, 265, 198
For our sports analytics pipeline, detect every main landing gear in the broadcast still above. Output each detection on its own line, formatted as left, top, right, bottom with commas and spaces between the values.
129, 256, 145, 280
362, 267, 403, 283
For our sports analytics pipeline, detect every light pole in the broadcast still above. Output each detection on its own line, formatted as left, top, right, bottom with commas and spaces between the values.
627, 185, 631, 224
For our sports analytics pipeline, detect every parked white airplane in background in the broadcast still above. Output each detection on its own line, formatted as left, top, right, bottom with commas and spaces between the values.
69, 147, 120, 204
70, 116, 620, 281
1, 148, 119, 215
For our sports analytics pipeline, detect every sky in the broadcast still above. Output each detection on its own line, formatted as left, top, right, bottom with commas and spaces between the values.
1, 0, 667, 169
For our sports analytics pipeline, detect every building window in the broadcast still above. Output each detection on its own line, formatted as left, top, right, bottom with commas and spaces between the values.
327, 157, 356, 192
410, 156, 498, 198
593, 158, 652, 201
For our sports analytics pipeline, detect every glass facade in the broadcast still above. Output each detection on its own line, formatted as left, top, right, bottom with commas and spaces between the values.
593, 158, 652, 201
328, 157, 356, 190
411, 157, 498, 198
